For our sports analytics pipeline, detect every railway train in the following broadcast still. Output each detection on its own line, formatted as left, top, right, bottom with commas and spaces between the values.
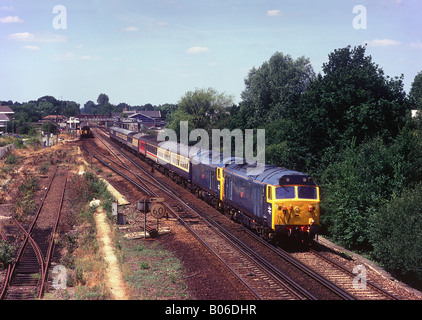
108, 126, 320, 243
80, 126, 93, 139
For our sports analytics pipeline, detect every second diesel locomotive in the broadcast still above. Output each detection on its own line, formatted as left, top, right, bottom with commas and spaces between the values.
109, 126, 320, 243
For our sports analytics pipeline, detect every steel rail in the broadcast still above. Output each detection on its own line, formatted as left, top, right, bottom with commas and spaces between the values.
83, 139, 265, 299
241, 227, 356, 300
309, 248, 400, 300
0, 229, 12, 298
38, 168, 68, 299
84, 136, 316, 300
90, 129, 181, 198
0, 166, 58, 300
82, 143, 153, 196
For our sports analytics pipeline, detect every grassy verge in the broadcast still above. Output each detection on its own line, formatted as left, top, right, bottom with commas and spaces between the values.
56, 171, 115, 300
119, 237, 190, 300
49, 164, 191, 300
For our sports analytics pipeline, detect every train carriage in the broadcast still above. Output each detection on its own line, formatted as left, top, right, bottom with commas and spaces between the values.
156, 140, 192, 182
140, 135, 159, 163
132, 132, 146, 157
109, 127, 135, 149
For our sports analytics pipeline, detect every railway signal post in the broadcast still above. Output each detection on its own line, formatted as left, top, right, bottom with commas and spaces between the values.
137, 197, 166, 239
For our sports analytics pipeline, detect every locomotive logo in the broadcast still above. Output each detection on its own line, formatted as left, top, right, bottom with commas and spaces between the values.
267, 203, 272, 216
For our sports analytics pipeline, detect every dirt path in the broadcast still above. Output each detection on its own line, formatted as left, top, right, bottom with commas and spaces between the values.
94, 206, 129, 300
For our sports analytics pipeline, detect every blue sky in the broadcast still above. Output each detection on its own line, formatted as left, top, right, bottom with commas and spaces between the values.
1, 0, 421, 107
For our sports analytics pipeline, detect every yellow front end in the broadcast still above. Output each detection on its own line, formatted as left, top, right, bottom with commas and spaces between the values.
267, 185, 320, 237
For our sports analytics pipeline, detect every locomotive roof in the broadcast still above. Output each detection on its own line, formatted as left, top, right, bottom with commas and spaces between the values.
225, 162, 316, 186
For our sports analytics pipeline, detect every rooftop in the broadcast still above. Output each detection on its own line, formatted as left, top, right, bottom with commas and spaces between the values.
0, 105, 14, 114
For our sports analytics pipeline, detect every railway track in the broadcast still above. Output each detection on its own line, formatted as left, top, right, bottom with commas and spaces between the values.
84, 128, 365, 300
290, 247, 399, 300
84, 130, 314, 299
0, 165, 68, 300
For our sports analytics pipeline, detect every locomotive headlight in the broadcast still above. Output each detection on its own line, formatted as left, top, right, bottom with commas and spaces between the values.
295, 206, 300, 213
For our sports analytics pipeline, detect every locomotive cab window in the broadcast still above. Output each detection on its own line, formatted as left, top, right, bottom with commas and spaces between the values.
275, 186, 295, 199
298, 186, 318, 200
267, 185, 274, 201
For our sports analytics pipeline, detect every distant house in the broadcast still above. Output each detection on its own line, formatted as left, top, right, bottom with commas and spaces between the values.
114, 110, 166, 131
0, 105, 14, 130
0, 113, 10, 129
138, 110, 162, 121
41, 115, 69, 123
116, 110, 162, 121
128, 113, 155, 123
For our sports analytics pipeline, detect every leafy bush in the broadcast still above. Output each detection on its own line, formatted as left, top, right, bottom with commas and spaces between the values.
370, 184, 422, 287
69, 172, 108, 205
0, 241, 15, 268
321, 138, 396, 250
5, 153, 18, 165
13, 174, 39, 219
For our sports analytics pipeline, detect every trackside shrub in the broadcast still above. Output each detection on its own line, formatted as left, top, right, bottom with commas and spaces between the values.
0, 240, 15, 268
370, 184, 422, 288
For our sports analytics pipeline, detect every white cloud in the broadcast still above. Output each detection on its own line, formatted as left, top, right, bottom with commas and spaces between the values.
266, 10, 283, 17
9, 32, 34, 41
22, 45, 40, 51
52, 52, 100, 61
0, 16, 23, 23
410, 42, 422, 49
122, 26, 138, 32
186, 46, 210, 54
365, 39, 401, 47
155, 21, 168, 27
0, 6, 14, 11
9, 32, 67, 43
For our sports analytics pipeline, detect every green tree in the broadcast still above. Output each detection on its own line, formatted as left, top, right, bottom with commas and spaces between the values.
41, 121, 58, 134
97, 93, 109, 106
370, 183, 422, 286
320, 138, 396, 249
321, 123, 422, 250
298, 45, 408, 170
83, 101, 97, 114
97, 93, 113, 115
62, 101, 81, 117
168, 88, 234, 134
239, 52, 315, 128
409, 71, 422, 109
